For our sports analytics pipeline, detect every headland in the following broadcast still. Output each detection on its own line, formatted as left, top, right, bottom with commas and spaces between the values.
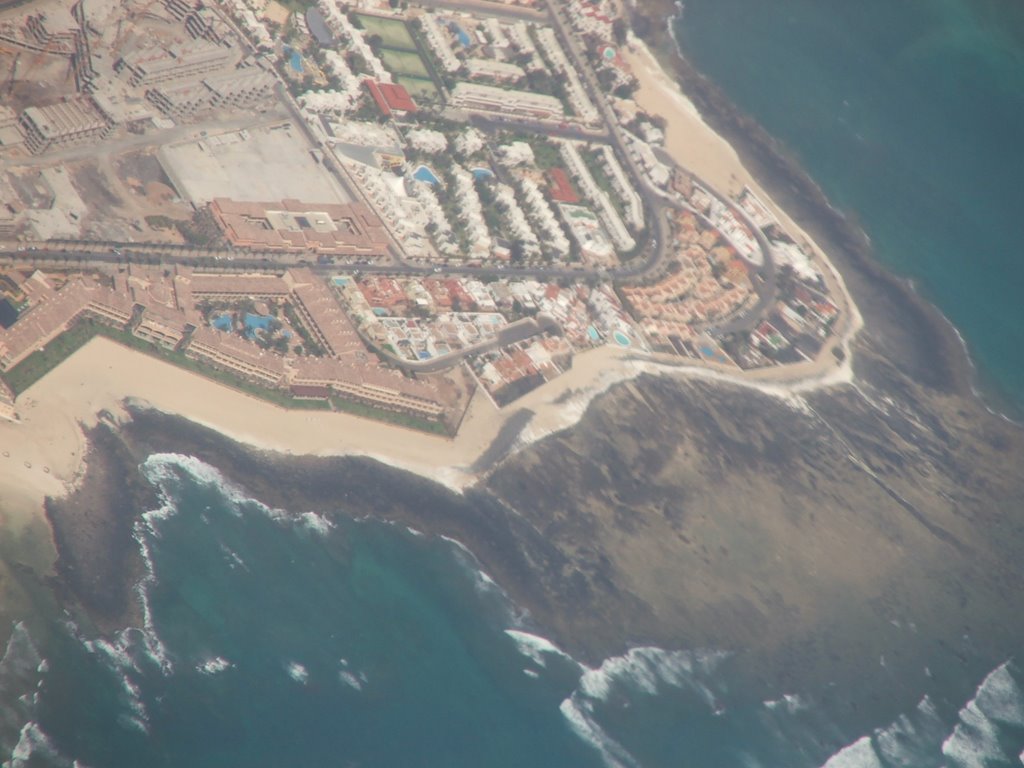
0, 0, 1020, 735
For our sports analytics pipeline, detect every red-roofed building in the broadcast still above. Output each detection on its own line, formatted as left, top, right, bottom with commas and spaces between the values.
548, 168, 579, 204
364, 79, 418, 117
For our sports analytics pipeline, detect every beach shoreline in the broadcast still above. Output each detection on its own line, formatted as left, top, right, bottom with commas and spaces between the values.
635, 4, 979, 405
4, 2, 1020, 711
0, 29, 875, 551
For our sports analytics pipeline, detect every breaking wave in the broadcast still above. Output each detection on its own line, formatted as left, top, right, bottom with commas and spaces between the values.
819, 662, 1024, 768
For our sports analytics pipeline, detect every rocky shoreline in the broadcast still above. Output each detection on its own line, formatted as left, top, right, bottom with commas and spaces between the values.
36, 2, 1024, 733
632, 0, 975, 402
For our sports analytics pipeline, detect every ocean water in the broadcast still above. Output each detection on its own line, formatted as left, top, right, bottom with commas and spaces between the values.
1, 454, 1023, 768
675, 0, 1024, 415
1, 4, 1024, 765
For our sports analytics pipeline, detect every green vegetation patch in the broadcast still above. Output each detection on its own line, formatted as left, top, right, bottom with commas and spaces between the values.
379, 48, 430, 78
396, 75, 439, 101
355, 14, 417, 50
330, 396, 448, 434
4, 322, 103, 395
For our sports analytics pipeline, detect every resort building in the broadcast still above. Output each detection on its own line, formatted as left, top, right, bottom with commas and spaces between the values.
208, 198, 390, 257
0, 266, 452, 424
133, 304, 193, 350
419, 13, 461, 73
290, 357, 445, 419
534, 27, 599, 124
449, 82, 565, 121
185, 325, 287, 387
0, 274, 132, 370
560, 141, 635, 252
465, 58, 525, 83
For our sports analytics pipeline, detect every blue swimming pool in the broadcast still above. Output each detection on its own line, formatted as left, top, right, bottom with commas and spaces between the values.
614, 331, 632, 347
413, 165, 440, 185
289, 50, 303, 73
244, 313, 273, 339
211, 314, 232, 332
471, 167, 494, 180
332, 276, 351, 287
587, 325, 601, 341
450, 22, 471, 47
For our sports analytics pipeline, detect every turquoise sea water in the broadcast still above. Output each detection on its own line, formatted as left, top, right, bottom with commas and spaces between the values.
2, 3, 1024, 766
1, 454, 1023, 767
676, 0, 1024, 415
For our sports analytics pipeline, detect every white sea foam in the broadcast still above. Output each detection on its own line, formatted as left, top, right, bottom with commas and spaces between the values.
338, 669, 366, 691
220, 543, 247, 571
4, 721, 69, 768
942, 698, 1005, 768
440, 535, 512, 609
943, 663, 1024, 768
300, 511, 334, 536
285, 661, 309, 684
523, 669, 539, 679
129, 526, 173, 675
820, 735, 884, 768
83, 630, 152, 733
504, 630, 576, 669
873, 696, 947, 768
578, 647, 726, 705
763, 693, 808, 714
196, 656, 232, 676
972, 663, 1024, 726
560, 694, 639, 768
142, 453, 252, 509
142, 453, 288, 525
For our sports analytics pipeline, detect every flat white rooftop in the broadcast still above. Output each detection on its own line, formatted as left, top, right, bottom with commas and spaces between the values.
158, 123, 351, 205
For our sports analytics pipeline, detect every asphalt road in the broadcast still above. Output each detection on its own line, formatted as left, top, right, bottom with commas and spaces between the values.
0, 0, 778, 340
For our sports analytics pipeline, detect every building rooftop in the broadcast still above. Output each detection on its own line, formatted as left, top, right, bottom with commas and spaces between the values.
364, 79, 418, 117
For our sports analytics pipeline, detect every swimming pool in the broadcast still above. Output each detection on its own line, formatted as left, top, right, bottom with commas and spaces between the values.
244, 313, 273, 340
211, 314, 232, 332
470, 167, 494, 180
289, 51, 303, 73
450, 22, 471, 47
587, 325, 601, 341
413, 165, 440, 185
614, 331, 632, 347
332, 276, 351, 287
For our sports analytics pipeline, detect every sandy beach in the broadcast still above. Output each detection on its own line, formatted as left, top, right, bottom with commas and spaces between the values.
0, 38, 864, 552
0, 338, 640, 512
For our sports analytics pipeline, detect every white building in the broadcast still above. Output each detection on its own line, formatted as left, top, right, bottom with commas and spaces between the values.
405, 128, 448, 154
535, 27, 599, 124
519, 178, 570, 258
599, 145, 644, 231
452, 166, 491, 258
560, 141, 635, 252
419, 13, 461, 73
449, 82, 564, 120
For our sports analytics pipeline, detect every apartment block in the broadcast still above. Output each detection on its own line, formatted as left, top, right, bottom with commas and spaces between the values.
116, 41, 235, 88
19, 99, 111, 155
